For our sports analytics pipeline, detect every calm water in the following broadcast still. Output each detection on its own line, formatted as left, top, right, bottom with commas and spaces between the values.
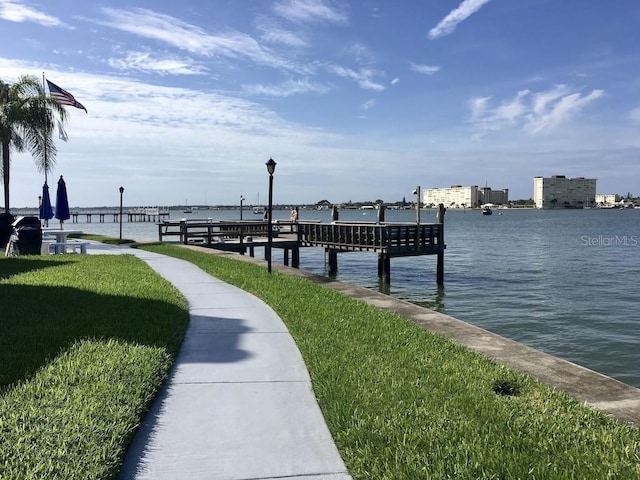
73, 207, 640, 388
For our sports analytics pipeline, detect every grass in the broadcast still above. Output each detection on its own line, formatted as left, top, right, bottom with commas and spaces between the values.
140, 244, 640, 479
2, 244, 639, 479
0, 254, 189, 479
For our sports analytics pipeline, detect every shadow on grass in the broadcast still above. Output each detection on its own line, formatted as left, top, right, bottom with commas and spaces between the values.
0, 283, 189, 391
0, 257, 74, 280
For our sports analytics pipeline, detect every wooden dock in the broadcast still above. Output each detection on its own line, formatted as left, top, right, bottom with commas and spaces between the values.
159, 214, 446, 284
72, 207, 170, 223
300, 221, 445, 282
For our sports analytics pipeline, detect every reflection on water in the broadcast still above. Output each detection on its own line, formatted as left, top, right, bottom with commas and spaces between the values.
414, 285, 446, 313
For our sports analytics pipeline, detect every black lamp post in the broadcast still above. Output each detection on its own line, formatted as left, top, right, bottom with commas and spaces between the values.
240, 195, 245, 220
119, 186, 124, 239
265, 158, 277, 273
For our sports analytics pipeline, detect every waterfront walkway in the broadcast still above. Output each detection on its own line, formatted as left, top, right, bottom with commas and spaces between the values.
86, 242, 351, 480
83, 240, 640, 479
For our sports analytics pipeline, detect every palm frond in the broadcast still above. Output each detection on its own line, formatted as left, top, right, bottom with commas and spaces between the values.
1, 74, 72, 212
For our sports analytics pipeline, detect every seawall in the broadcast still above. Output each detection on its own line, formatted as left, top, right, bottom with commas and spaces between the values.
184, 244, 640, 426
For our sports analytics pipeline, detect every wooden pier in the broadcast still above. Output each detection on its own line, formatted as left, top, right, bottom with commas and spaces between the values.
159, 209, 446, 284
71, 207, 170, 224
300, 221, 445, 282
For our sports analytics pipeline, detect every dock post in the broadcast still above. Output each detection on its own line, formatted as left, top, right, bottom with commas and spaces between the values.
292, 247, 300, 268
436, 203, 446, 285
328, 249, 338, 275
284, 248, 290, 266
331, 205, 339, 222
378, 253, 391, 283
377, 204, 385, 223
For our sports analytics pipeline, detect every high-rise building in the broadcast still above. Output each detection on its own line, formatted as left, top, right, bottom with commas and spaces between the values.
533, 175, 596, 209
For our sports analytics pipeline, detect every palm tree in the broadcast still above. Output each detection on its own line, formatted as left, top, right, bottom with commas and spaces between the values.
0, 74, 67, 213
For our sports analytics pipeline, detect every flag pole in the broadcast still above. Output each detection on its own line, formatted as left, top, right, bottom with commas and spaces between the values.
42, 72, 48, 185
42, 72, 49, 227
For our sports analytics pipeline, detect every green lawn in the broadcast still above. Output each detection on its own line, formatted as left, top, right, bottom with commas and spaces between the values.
141, 244, 640, 480
1, 245, 639, 479
0, 254, 189, 480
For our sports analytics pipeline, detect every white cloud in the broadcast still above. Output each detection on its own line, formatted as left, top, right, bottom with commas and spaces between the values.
327, 64, 385, 91
628, 106, 640, 123
108, 51, 207, 76
525, 89, 604, 134
361, 98, 376, 110
0, 0, 69, 28
495, 90, 529, 123
531, 84, 569, 115
468, 92, 527, 135
273, 0, 348, 24
260, 27, 308, 48
346, 42, 375, 64
428, 0, 492, 39
469, 86, 604, 135
255, 16, 309, 48
410, 63, 440, 75
96, 8, 303, 73
469, 96, 491, 120
391, 78, 400, 85
242, 78, 329, 97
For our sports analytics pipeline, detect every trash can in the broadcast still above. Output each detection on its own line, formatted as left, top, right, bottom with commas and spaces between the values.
11, 216, 42, 255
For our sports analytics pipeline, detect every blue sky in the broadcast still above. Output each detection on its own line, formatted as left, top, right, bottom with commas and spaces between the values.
1, 0, 639, 207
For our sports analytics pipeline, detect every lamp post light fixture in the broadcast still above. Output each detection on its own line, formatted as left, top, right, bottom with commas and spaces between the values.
119, 186, 124, 239
240, 195, 245, 220
265, 158, 277, 273
412, 185, 421, 225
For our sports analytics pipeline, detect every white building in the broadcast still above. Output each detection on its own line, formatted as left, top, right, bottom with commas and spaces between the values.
595, 194, 620, 206
423, 185, 508, 208
533, 175, 596, 209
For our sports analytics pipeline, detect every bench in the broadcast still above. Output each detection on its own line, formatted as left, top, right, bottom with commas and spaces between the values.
47, 241, 90, 254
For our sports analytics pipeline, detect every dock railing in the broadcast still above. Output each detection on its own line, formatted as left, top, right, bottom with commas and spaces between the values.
158, 219, 288, 245
298, 221, 444, 257
159, 219, 444, 256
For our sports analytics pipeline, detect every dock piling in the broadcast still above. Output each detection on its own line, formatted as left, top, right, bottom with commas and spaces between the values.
436, 203, 446, 285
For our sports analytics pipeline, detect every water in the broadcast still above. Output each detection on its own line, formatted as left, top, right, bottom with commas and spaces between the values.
70, 207, 640, 388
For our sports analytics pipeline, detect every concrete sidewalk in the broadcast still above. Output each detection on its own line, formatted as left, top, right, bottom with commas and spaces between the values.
87, 242, 351, 480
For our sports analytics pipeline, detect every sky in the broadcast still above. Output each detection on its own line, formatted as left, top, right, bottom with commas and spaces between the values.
1, 0, 639, 208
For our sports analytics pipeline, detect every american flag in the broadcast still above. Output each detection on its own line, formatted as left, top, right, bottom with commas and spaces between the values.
46, 79, 87, 113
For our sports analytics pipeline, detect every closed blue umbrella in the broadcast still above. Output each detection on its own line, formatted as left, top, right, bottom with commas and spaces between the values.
55, 175, 70, 228
39, 182, 54, 226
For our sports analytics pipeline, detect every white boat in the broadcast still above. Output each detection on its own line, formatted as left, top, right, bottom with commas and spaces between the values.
481, 203, 493, 215
252, 193, 265, 215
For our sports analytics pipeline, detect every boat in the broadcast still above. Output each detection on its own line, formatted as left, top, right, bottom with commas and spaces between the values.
252, 193, 265, 215
481, 204, 493, 215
